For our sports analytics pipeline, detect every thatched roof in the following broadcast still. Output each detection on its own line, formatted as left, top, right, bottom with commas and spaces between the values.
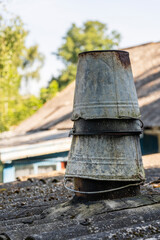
15, 42, 160, 133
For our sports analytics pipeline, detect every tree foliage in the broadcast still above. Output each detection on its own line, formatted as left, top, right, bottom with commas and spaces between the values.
0, 17, 121, 132
51, 21, 121, 89
58, 21, 121, 65
0, 13, 44, 132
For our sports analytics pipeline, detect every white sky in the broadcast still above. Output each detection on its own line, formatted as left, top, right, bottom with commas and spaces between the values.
4, 0, 160, 95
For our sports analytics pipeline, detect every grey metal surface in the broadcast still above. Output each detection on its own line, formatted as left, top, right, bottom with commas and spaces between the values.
72, 51, 140, 120
71, 118, 143, 136
66, 135, 145, 181
66, 50, 145, 186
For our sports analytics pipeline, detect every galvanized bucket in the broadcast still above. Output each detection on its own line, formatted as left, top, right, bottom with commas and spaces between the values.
65, 50, 144, 199
65, 134, 145, 182
72, 50, 140, 120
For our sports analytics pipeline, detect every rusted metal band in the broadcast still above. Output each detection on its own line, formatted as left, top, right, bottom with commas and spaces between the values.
69, 118, 143, 136
79, 50, 129, 56
69, 130, 142, 136
64, 177, 144, 195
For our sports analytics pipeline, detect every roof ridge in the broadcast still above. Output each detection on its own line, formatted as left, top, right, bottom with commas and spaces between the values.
121, 41, 160, 51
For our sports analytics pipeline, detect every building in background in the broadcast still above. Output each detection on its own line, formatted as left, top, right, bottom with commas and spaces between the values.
0, 83, 74, 182
0, 42, 160, 182
126, 42, 160, 154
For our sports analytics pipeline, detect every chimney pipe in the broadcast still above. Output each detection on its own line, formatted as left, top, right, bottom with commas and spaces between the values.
65, 50, 145, 200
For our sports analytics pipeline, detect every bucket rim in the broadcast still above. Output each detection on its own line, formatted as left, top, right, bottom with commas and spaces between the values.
79, 50, 129, 56
65, 174, 145, 182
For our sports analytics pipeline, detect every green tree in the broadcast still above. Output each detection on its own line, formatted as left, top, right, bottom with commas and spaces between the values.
52, 20, 121, 89
0, 12, 44, 132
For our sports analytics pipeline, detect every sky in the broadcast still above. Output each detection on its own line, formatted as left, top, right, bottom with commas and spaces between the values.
4, 0, 160, 95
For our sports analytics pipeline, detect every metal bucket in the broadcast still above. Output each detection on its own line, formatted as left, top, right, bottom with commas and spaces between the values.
65, 134, 145, 182
72, 50, 140, 120
65, 50, 145, 199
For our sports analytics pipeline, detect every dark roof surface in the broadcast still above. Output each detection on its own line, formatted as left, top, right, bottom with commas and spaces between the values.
127, 42, 160, 127
0, 154, 160, 240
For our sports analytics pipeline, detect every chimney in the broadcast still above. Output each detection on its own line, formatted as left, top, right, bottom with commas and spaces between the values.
65, 50, 145, 200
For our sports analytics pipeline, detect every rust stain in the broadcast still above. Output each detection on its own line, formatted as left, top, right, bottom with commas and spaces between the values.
79, 51, 102, 59
79, 50, 130, 68
79, 50, 129, 60
115, 52, 130, 68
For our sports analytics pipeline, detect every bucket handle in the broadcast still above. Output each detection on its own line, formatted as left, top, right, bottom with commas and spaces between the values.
119, 117, 144, 130
64, 177, 144, 195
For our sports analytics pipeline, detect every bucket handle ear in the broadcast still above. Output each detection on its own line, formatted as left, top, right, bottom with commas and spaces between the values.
64, 177, 144, 195
119, 117, 144, 130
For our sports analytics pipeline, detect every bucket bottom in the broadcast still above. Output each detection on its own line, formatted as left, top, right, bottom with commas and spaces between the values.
74, 177, 141, 201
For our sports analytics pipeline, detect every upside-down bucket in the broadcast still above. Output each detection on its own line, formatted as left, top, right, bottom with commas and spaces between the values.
72, 50, 140, 121
65, 50, 145, 200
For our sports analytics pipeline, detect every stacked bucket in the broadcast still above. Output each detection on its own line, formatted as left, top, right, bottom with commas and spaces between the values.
65, 50, 145, 200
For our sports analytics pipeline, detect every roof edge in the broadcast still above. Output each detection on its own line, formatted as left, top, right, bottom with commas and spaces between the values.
121, 41, 160, 51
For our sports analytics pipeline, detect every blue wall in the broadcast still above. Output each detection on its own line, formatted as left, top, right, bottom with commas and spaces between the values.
140, 134, 158, 155
2, 151, 69, 183
1, 134, 159, 183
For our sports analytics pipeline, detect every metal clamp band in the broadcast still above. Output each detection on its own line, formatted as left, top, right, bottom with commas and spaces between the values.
64, 177, 144, 195
69, 118, 144, 136
69, 130, 142, 136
